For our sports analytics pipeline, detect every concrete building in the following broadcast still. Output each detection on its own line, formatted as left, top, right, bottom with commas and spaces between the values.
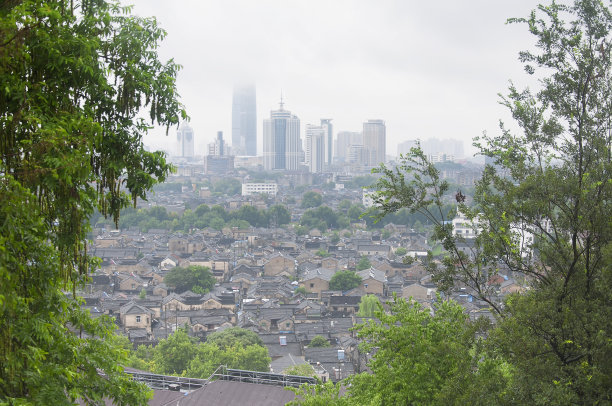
263, 99, 301, 171
305, 124, 325, 173
362, 119, 386, 166
205, 131, 234, 174
176, 121, 194, 158
335, 131, 361, 162
231, 84, 257, 156
320, 118, 333, 167
241, 183, 278, 196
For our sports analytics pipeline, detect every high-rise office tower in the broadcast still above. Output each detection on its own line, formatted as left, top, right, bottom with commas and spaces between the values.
205, 131, 234, 174
335, 131, 362, 162
263, 100, 301, 171
305, 124, 325, 173
363, 119, 386, 166
320, 118, 333, 167
208, 131, 228, 156
232, 84, 257, 156
176, 121, 195, 157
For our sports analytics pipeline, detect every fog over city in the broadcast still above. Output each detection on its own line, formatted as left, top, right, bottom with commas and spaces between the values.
126, 0, 541, 158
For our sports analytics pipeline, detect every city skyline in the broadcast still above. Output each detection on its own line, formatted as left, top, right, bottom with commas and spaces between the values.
128, 0, 540, 159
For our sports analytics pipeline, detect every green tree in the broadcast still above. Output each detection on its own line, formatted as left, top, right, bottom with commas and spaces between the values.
338, 199, 352, 211
139, 288, 147, 300
295, 286, 308, 295
164, 266, 216, 294
205, 327, 264, 350
301, 191, 323, 208
329, 270, 362, 292
395, 247, 407, 256
356, 256, 371, 271
356, 294, 380, 318
308, 335, 331, 348
153, 328, 199, 375
0, 0, 183, 403
185, 343, 270, 379
267, 204, 291, 226
315, 249, 330, 258
330, 232, 340, 244
347, 205, 364, 221
346, 297, 502, 406
371, 1, 612, 403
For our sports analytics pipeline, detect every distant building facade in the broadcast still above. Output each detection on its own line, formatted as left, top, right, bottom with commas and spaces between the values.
232, 84, 257, 156
242, 183, 278, 196
263, 100, 301, 171
205, 131, 234, 174
305, 124, 325, 173
335, 131, 362, 162
320, 118, 333, 168
362, 119, 386, 166
176, 121, 195, 158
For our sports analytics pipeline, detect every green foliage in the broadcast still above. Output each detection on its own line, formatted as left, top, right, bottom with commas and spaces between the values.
368, 1, 612, 403
348, 297, 502, 406
295, 225, 308, 236
295, 286, 308, 295
284, 364, 316, 377
356, 256, 371, 271
301, 206, 349, 231
268, 204, 291, 226
356, 295, 380, 318
127, 328, 271, 378
139, 288, 147, 300
0, 0, 183, 402
315, 250, 330, 258
342, 175, 377, 190
301, 191, 323, 208
330, 232, 340, 244
329, 270, 362, 292
308, 336, 331, 348
395, 247, 407, 256
212, 178, 241, 196
116, 202, 292, 231
0, 179, 152, 405
185, 343, 270, 379
164, 266, 216, 294
153, 328, 199, 375
205, 327, 264, 350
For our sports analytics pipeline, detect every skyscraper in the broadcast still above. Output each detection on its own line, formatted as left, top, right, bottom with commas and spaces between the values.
176, 121, 194, 157
263, 100, 301, 171
320, 118, 333, 167
363, 119, 386, 166
335, 131, 362, 162
231, 84, 257, 156
305, 124, 325, 173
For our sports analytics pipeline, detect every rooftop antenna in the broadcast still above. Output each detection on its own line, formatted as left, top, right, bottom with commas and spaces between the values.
279, 91, 285, 110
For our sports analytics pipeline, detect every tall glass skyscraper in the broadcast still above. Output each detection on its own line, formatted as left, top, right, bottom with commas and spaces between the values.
263, 100, 301, 171
176, 121, 194, 157
320, 118, 333, 168
231, 84, 257, 156
363, 119, 386, 166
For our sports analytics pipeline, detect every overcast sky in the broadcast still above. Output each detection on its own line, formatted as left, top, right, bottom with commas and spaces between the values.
125, 0, 543, 158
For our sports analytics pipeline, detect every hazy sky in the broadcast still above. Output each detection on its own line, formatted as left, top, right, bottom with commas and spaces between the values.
125, 0, 543, 158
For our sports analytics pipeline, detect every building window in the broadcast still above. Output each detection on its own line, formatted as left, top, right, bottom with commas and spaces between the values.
136, 315, 141, 323
310, 283, 314, 288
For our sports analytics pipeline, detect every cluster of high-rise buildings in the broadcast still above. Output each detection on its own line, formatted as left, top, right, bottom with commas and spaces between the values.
174, 84, 463, 174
